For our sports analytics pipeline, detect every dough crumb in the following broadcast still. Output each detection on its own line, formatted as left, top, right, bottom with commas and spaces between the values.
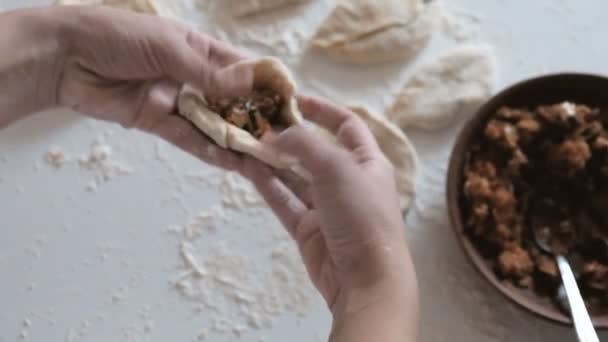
45, 146, 71, 168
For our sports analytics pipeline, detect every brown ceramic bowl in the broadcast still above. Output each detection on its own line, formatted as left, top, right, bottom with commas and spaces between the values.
447, 73, 608, 327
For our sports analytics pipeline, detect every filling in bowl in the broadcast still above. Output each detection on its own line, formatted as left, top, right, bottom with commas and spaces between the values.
463, 102, 608, 314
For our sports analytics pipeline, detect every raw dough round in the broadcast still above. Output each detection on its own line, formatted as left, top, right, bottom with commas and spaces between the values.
311, 0, 440, 64
349, 106, 418, 212
223, 0, 311, 17
54, 0, 161, 14
389, 45, 497, 131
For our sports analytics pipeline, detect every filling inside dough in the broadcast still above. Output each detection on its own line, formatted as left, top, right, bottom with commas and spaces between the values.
206, 89, 285, 139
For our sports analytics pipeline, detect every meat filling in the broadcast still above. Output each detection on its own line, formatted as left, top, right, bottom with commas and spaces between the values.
206, 89, 283, 139
463, 102, 608, 314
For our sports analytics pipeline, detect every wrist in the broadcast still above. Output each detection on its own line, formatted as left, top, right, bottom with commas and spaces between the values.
330, 250, 419, 342
330, 279, 419, 342
0, 7, 65, 125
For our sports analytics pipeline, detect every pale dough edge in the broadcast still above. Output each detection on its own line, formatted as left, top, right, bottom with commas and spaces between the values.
349, 106, 418, 212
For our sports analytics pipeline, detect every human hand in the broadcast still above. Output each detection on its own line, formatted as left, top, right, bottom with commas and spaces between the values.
0, 5, 252, 171
57, 5, 258, 170
242, 96, 419, 342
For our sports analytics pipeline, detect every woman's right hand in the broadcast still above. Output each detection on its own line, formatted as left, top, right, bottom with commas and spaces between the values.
242, 96, 419, 342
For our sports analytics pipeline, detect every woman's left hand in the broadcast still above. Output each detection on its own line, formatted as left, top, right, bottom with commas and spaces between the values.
1, 5, 252, 170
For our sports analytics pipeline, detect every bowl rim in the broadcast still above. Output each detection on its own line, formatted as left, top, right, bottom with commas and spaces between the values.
446, 72, 608, 328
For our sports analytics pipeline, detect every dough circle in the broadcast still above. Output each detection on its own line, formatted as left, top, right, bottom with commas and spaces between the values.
54, 0, 161, 14
349, 106, 418, 212
224, 0, 311, 17
311, 0, 439, 64
389, 45, 497, 131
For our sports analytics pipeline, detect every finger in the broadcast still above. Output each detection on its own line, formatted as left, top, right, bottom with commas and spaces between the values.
121, 80, 243, 171
200, 62, 254, 98
186, 31, 246, 68
297, 95, 379, 153
127, 79, 180, 129
271, 125, 349, 175
152, 115, 243, 171
240, 157, 307, 238
184, 31, 253, 97
158, 26, 252, 96
274, 168, 313, 208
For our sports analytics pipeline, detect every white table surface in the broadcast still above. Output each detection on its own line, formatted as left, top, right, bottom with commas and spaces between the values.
1, 0, 608, 341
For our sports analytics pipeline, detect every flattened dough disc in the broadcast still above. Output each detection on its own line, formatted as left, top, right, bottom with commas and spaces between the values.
312, 0, 439, 64
224, 0, 311, 17
389, 45, 497, 131
54, 0, 161, 14
349, 106, 418, 212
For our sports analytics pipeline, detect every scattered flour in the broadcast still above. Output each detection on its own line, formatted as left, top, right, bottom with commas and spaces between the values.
172, 241, 313, 337
167, 171, 315, 340
77, 143, 133, 182
218, 172, 266, 210
42, 141, 133, 189
184, 169, 226, 188
196, 0, 327, 60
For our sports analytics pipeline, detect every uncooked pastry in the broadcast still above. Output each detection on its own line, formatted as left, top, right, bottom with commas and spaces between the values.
311, 0, 440, 64
54, 0, 161, 14
178, 57, 305, 174
103, 0, 160, 13
224, 0, 310, 17
389, 45, 496, 131
349, 106, 418, 212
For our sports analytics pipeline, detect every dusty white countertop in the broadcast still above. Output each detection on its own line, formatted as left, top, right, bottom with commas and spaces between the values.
1, 0, 608, 341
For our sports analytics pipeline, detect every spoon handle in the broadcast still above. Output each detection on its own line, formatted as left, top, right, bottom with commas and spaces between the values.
556, 255, 599, 342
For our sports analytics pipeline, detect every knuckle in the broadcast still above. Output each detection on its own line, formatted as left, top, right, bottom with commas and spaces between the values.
337, 116, 365, 139
124, 85, 156, 130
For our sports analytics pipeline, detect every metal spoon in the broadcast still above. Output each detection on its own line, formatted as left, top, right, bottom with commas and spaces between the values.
533, 224, 599, 342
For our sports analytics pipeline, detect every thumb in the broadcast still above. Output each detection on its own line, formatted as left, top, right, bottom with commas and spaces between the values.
160, 30, 253, 97
199, 62, 254, 98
